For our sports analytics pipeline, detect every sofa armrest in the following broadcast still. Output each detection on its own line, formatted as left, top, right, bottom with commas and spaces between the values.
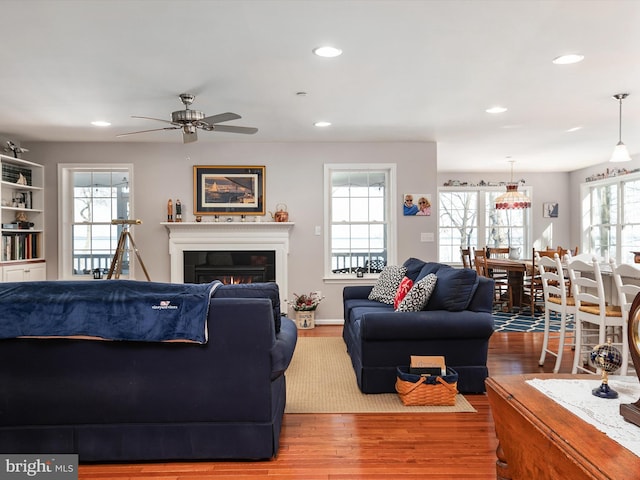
466, 276, 494, 313
359, 310, 494, 341
343, 285, 374, 301
271, 316, 298, 380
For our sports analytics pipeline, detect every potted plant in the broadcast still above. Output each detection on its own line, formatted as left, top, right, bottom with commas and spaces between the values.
286, 292, 324, 329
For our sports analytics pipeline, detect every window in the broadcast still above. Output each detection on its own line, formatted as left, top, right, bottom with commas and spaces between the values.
58, 164, 133, 279
324, 164, 396, 278
438, 186, 531, 263
582, 173, 640, 264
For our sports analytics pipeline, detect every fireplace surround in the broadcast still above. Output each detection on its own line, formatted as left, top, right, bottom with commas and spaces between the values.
162, 222, 293, 308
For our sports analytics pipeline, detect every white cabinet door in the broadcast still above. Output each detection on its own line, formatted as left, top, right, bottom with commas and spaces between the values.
2, 262, 46, 282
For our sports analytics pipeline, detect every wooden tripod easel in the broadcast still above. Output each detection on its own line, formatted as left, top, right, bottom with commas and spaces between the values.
107, 221, 151, 281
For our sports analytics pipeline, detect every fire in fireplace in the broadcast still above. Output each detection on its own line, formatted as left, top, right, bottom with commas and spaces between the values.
183, 250, 275, 285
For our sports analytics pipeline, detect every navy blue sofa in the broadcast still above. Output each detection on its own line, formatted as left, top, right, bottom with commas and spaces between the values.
343, 259, 494, 394
0, 282, 297, 462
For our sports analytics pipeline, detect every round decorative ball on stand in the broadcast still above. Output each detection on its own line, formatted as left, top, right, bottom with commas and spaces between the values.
589, 338, 623, 399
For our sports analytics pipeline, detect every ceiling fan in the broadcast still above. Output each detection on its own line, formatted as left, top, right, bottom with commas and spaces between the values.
117, 93, 258, 143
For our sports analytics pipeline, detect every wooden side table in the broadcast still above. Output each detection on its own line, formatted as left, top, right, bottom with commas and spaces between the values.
486, 374, 640, 480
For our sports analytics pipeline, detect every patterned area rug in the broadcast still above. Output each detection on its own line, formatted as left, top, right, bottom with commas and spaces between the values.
493, 309, 575, 333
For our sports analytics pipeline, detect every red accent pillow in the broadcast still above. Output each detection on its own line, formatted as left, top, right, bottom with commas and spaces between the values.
394, 276, 414, 309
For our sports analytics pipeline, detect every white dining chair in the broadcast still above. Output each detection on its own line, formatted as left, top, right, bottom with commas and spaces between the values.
611, 259, 640, 375
537, 252, 575, 373
566, 256, 625, 375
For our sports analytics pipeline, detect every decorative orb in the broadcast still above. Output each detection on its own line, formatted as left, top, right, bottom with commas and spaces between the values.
590, 342, 623, 373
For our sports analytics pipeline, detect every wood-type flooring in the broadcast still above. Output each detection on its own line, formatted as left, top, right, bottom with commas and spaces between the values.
79, 326, 578, 479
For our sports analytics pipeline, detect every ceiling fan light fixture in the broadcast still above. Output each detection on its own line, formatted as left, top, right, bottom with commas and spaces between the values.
313, 46, 342, 58
610, 93, 632, 162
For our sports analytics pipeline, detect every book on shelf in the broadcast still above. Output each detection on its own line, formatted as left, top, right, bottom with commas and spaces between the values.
1, 231, 39, 261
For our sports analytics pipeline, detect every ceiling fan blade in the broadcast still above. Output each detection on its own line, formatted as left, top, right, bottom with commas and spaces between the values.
131, 115, 176, 126
116, 126, 180, 137
201, 112, 241, 124
212, 124, 258, 135
183, 130, 198, 144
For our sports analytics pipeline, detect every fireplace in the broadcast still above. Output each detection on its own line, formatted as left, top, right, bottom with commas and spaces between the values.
163, 221, 293, 308
184, 250, 276, 285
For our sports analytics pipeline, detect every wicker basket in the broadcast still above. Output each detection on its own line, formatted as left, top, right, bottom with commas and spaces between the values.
395, 367, 458, 406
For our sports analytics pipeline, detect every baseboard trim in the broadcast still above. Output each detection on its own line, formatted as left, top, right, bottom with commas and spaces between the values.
314, 318, 344, 326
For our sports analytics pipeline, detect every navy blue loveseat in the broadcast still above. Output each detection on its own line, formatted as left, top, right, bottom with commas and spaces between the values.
343, 258, 494, 394
0, 281, 297, 462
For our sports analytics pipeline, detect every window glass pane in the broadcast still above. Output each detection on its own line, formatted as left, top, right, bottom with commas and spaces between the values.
329, 168, 389, 274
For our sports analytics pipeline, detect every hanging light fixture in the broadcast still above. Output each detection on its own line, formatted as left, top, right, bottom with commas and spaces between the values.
495, 160, 531, 210
610, 93, 632, 163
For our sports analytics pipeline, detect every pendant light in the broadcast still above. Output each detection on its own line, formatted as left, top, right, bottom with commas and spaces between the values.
494, 160, 531, 210
610, 93, 632, 163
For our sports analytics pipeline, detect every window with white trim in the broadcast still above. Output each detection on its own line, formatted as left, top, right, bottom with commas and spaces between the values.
324, 164, 396, 278
581, 172, 640, 264
438, 186, 532, 263
58, 164, 133, 279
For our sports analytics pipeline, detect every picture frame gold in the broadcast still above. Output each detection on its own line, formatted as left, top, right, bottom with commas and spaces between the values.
193, 165, 265, 215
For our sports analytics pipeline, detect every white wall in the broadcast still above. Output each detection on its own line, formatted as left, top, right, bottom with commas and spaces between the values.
28, 140, 437, 321
436, 171, 572, 254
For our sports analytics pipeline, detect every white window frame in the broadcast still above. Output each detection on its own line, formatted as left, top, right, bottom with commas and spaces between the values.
58, 163, 134, 280
438, 185, 532, 264
323, 163, 397, 281
580, 171, 640, 264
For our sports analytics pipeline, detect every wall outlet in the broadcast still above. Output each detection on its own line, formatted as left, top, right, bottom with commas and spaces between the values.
314, 225, 321, 235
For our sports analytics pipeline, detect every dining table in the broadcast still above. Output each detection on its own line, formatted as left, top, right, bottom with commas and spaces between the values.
485, 257, 533, 311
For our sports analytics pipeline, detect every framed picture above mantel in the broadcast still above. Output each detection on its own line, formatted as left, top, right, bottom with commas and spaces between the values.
193, 165, 265, 215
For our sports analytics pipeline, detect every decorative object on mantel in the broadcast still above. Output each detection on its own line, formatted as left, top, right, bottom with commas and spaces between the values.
621, 292, 640, 427
286, 292, 324, 329
269, 203, 289, 222
193, 165, 265, 216
167, 199, 173, 222
589, 338, 623, 399
175, 199, 182, 222
609, 93, 632, 163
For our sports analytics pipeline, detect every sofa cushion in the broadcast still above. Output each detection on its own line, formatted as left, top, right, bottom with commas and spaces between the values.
213, 282, 282, 332
393, 276, 414, 309
402, 257, 427, 281
426, 267, 479, 312
368, 265, 407, 304
396, 273, 437, 312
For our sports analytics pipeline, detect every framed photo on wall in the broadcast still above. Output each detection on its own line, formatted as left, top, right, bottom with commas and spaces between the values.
403, 193, 432, 216
543, 202, 559, 218
193, 165, 265, 215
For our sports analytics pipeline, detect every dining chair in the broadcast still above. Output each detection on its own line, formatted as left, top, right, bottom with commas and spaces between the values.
537, 252, 575, 373
460, 247, 474, 269
567, 256, 625, 375
523, 248, 551, 315
557, 245, 579, 258
475, 248, 512, 311
611, 259, 640, 375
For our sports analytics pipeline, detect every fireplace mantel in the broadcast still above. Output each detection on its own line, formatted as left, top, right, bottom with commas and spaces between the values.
162, 222, 294, 304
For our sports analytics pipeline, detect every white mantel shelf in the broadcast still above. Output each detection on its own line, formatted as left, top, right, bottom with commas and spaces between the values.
162, 221, 294, 304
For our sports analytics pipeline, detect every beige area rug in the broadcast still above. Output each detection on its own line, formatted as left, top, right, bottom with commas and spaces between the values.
284, 337, 476, 413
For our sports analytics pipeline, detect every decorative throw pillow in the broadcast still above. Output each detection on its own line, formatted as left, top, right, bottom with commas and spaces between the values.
393, 276, 414, 309
368, 265, 408, 305
396, 273, 438, 312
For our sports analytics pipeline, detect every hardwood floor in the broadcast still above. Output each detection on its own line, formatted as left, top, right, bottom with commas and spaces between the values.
79, 327, 575, 479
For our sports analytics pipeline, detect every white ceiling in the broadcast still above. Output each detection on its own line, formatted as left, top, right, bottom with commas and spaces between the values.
1, 0, 639, 172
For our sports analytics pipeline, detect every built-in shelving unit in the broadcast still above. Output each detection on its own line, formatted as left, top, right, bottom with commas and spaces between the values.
0, 153, 46, 281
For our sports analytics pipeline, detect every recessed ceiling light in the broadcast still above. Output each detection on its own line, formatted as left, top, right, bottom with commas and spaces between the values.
566, 126, 583, 132
486, 106, 507, 114
314, 121, 332, 127
313, 46, 342, 58
91, 120, 111, 127
552, 54, 584, 65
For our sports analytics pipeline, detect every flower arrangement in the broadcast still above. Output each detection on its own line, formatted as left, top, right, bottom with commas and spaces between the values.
286, 292, 324, 311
